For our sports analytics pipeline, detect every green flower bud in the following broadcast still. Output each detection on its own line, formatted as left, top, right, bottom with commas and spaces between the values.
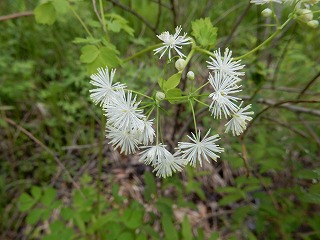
155, 91, 165, 102
261, 8, 272, 18
302, 0, 319, 5
175, 58, 186, 71
187, 71, 195, 80
307, 20, 319, 28
297, 9, 313, 22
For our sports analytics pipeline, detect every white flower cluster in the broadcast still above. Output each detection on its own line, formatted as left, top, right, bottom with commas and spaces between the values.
90, 67, 155, 155
207, 48, 254, 136
89, 67, 225, 178
89, 27, 255, 178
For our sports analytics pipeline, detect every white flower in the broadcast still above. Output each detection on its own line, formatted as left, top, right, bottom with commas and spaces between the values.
176, 129, 224, 167
89, 67, 126, 106
207, 48, 245, 80
104, 90, 145, 133
250, 0, 282, 5
139, 119, 155, 145
139, 144, 165, 166
106, 126, 140, 155
225, 103, 254, 136
139, 144, 185, 178
208, 72, 242, 119
154, 26, 191, 59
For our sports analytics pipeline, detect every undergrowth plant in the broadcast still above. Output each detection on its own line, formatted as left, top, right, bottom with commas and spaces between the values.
1, 0, 318, 239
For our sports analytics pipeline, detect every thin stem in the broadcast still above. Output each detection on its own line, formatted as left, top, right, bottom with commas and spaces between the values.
192, 81, 210, 95
123, 43, 163, 62
193, 98, 210, 108
189, 99, 198, 138
185, 48, 196, 65
69, 5, 94, 38
124, 89, 153, 100
234, 17, 293, 60
3, 117, 85, 198
194, 47, 215, 58
156, 106, 160, 145
99, 0, 106, 30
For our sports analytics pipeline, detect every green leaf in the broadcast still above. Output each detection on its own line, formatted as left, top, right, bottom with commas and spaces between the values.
122, 208, 144, 229
219, 192, 245, 206
18, 193, 37, 211
34, 2, 57, 25
52, 0, 68, 14
161, 214, 178, 240
166, 88, 182, 104
191, 18, 217, 49
158, 78, 166, 90
164, 73, 182, 91
143, 172, 157, 201
155, 198, 173, 216
41, 187, 57, 206
80, 45, 100, 64
26, 208, 45, 225
87, 47, 121, 74
61, 207, 74, 221
208, 232, 220, 240
136, 233, 147, 240
186, 181, 205, 200
182, 216, 193, 240
118, 231, 134, 240
106, 13, 134, 36
31, 186, 42, 201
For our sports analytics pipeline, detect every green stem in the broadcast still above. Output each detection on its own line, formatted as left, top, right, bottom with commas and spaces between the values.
192, 81, 210, 95
156, 106, 160, 145
69, 5, 94, 38
123, 43, 163, 62
124, 89, 153, 100
194, 98, 210, 108
234, 17, 293, 60
99, 0, 106, 28
189, 99, 198, 138
194, 47, 216, 58
185, 47, 196, 65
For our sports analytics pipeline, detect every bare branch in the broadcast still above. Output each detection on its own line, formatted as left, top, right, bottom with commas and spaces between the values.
108, 0, 157, 34
0, 11, 33, 22
3, 117, 84, 198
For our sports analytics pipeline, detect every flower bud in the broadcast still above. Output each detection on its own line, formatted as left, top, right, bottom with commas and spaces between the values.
302, 0, 319, 5
155, 91, 165, 102
187, 71, 195, 80
297, 9, 313, 22
307, 20, 319, 28
261, 8, 272, 18
175, 58, 186, 71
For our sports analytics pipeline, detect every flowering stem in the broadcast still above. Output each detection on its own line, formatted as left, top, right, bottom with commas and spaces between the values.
193, 98, 210, 108
146, 105, 155, 120
185, 48, 196, 65
124, 89, 153, 100
123, 43, 163, 62
194, 47, 216, 58
192, 81, 210, 95
234, 17, 293, 60
99, 0, 106, 29
156, 106, 160, 145
189, 99, 199, 138
69, 5, 94, 39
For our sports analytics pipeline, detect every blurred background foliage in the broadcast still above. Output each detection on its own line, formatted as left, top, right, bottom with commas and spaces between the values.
0, 0, 320, 239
